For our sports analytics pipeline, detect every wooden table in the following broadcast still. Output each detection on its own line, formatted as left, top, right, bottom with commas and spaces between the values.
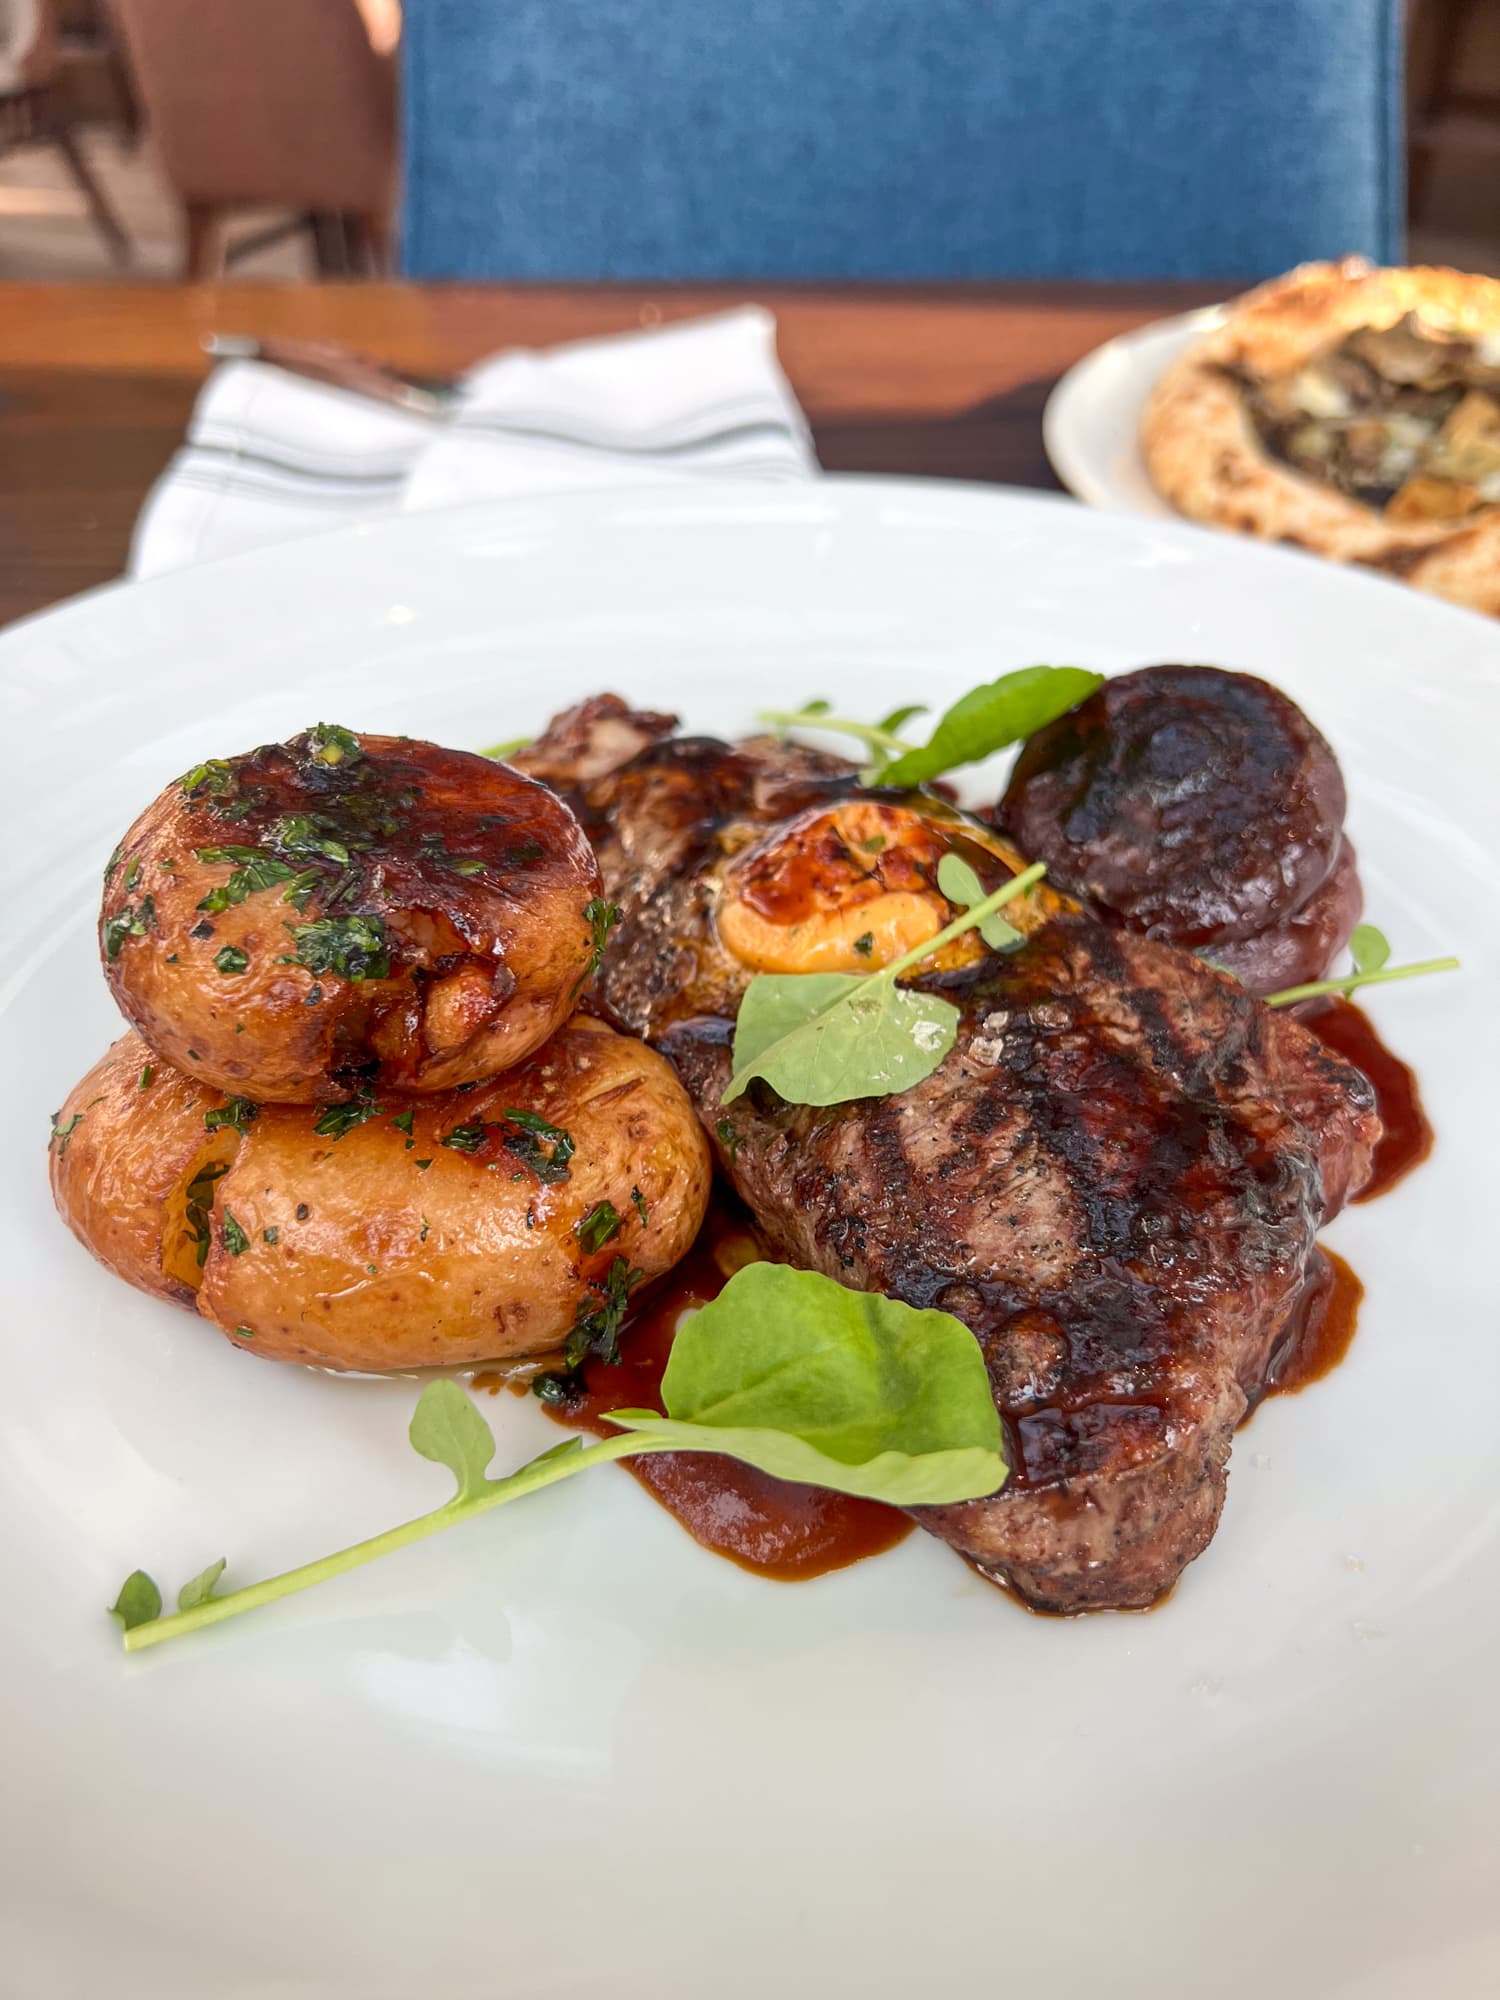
0, 280, 1222, 628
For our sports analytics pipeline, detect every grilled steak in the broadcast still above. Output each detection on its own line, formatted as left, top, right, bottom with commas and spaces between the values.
518, 697, 1381, 1611
998, 666, 1361, 994
662, 924, 1377, 1610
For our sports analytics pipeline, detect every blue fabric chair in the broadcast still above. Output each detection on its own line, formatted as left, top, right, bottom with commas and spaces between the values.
402, 0, 1403, 281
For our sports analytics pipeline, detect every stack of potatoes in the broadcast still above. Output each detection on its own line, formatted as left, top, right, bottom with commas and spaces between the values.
48, 723, 710, 1372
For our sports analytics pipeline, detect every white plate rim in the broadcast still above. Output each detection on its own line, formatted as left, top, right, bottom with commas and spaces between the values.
2, 476, 1498, 2000
1042, 304, 1226, 513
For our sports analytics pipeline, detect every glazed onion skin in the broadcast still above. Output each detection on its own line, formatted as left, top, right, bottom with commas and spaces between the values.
49, 1021, 711, 1371
100, 727, 602, 1102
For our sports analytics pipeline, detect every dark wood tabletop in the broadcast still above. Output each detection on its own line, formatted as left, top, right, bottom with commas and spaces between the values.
0, 279, 1223, 629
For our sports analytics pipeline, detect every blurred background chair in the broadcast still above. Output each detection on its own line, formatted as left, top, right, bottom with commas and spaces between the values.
1, 0, 129, 261
403, 0, 1404, 281
107, 0, 396, 278
1408, 0, 1500, 221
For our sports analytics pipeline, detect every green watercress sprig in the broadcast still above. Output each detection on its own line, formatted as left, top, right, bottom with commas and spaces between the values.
723, 862, 1046, 1108
111, 1263, 1007, 1654
761, 665, 1102, 785
1264, 924, 1460, 1008
936, 851, 1022, 951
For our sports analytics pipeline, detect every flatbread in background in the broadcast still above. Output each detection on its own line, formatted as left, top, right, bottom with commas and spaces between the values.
1141, 259, 1500, 618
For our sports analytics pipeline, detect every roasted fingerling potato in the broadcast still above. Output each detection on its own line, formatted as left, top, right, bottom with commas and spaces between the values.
100, 725, 603, 1102
49, 1020, 712, 1372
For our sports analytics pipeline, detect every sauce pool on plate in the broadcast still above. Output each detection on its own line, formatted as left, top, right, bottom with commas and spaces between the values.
1301, 997, 1432, 1203
539, 1204, 912, 1581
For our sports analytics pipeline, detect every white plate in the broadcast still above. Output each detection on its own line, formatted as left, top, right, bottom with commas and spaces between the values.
1, 481, 1497, 2000
1044, 306, 1224, 514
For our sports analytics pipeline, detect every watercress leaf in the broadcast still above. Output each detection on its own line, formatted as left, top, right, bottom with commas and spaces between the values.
109, 1569, 162, 1631
607, 1263, 1007, 1506
935, 850, 984, 907
879, 666, 1103, 787
1349, 924, 1391, 975
723, 972, 959, 1108
936, 851, 1022, 950
177, 1558, 226, 1612
875, 702, 927, 735
408, 1380, 496, 1501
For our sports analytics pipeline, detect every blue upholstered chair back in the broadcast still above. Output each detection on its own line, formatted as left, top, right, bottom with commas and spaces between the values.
402, 0, 1403, 281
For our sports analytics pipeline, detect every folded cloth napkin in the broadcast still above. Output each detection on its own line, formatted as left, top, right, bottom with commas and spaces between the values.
130, 307, 818, 579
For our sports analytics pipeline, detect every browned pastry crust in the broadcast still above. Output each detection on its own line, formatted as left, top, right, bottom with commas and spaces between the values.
1141, 259, 1500, 617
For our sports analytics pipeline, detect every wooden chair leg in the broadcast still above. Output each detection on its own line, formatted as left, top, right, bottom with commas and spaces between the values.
340, 210, 391, 277
51, 117, 131, 266
360, 208, 395, 276
1406, 0, 1478, 222
310, 211, 353, 277
183, 202, 224, 281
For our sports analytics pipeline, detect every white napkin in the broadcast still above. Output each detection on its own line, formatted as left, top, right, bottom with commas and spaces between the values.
130, 307, 818, 578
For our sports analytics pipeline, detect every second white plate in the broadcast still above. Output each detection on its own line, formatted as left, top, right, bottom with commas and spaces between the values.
1043, 305, 1225, 514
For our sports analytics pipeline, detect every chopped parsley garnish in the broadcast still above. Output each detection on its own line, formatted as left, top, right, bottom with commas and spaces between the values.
123, 855, 141, 890
501, 1109, 575, 1184
447, 855, 485, 877
531, 1370, 579, 1405
439, 1121, 488, 1155
563, 1257, 644, 1369
283, 869, 323, 914
716, 1118, 741, 1159
102, 896, 155, 961
220, 1212, 249, 1257
312, 1098, 385, 1139
391, 1108, 415, 1137
306, 723, 364, 767
196, 847, 300, 914
290, 914, 389, 982
418, 1216, 430, 1243
204, 1096, 259, 1133
103, 842, 124, 886
214, 944, 249, 976
262, 1227, 279, 1245
630, 1185, 649, 1225
190, 919, 215, 940
48, 1110, 83, 1153
179, 758, 236, 799
573, 897, 623, 993
414, 1159, 433, 1171
853, 931, 874, 957
576, 1200, 622, 1255
504, 839, 544, 866
274, 815, 352, 863
183, 1161, 230, 1267
138, 1065, 155, 1090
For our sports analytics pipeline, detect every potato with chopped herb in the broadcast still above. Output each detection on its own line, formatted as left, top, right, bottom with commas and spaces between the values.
100, 723, 606, 1102
49, 1018, 711, 1371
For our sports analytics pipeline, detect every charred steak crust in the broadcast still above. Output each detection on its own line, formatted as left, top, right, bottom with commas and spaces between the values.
661, 917, 1378, 1613
998, 665, 1350, 954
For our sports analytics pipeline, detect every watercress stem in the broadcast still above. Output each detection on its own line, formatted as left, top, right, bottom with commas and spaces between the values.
123, 1429, 671, 1653
1264, 955, 1461, 1009
756, 710, 915, 758
885, 862, 1047, 981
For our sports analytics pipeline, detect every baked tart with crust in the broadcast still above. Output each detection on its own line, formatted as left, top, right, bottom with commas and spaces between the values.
1141, 259, 1500, 617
